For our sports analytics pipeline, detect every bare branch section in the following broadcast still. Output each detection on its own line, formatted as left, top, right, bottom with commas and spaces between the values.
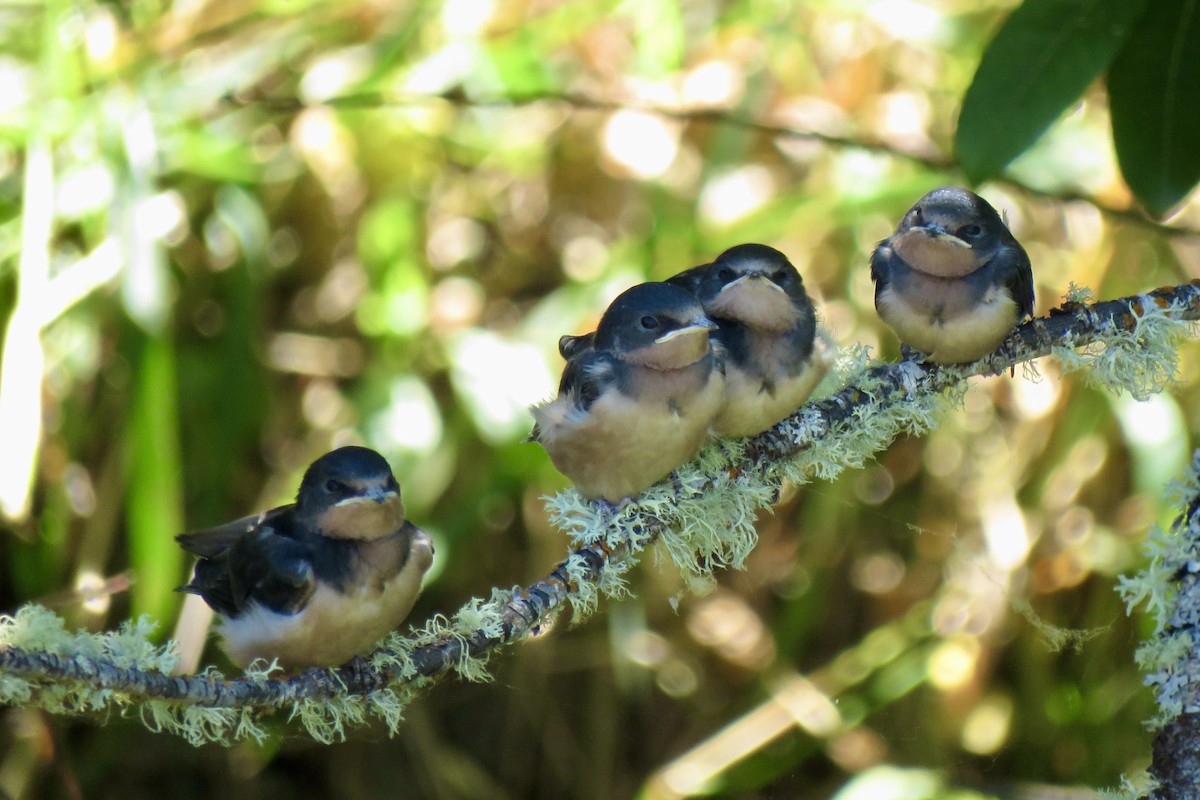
3, 281, 1199, 744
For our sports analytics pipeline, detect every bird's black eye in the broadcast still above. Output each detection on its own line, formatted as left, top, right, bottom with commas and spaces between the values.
639, 315, 660, 330
771, 269, 788, 284
325, 479, 347, 495
961, 224, 984, 238
387, 475, 399, 491
715, 267, 735, 283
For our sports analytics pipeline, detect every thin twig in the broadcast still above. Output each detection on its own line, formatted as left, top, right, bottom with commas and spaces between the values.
229, 90, 1200, 239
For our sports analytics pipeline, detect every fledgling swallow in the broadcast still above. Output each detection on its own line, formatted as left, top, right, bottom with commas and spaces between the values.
531, 282, 725, 502
870, 187, 1034, 364
177, 446, 434, 669
666, 243, 825, 438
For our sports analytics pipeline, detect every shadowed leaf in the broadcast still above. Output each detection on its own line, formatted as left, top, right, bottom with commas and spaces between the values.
957, 0, 1149, 183
1109, 0, 1200, 218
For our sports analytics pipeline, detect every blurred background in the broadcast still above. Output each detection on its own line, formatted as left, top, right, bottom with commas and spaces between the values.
1, 0, 1198, 797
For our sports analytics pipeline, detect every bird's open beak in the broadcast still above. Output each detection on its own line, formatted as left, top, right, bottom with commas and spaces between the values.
916, 224, 971, 249
656, 317, 718, 343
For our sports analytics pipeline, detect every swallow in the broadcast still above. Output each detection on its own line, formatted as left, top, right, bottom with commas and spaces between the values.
177, 446, 434, 669
666, 243, 824, 438
531, 282, 725, 502
870, 187, 1034, 364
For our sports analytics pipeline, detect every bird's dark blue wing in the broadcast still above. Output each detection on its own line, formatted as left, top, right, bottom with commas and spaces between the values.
558, 331, 596, 360
227, 531, 315, 615
176, 506, 290, 559
178, 511, 316, 617
869, 242, 901, 308
869, 241, 893, 286
1001, 246, 1035, 319
560, 349, 618, 412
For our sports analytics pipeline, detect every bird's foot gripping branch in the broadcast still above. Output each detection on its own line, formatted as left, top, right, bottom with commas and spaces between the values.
0, 282, 1198, 746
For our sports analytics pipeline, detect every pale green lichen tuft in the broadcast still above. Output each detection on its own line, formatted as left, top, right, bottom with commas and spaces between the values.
1118, 450, 1200, 724
592, 549, 634, 600
0, 604, 78, 652
1097, 772, 1157, 800
239, 658, 282, 682
1009, 597, 1108, 653
140, 700, 257, 748
563, 551, 607, 619
290, 694, 366, 744
1054, 296, 1191, 401
110, 616, 181, 672
1064, 282, 1096, 305
544, 489, 612, 545
778, 365, 958, 488
0, 674, 33, 705
830, 342, 874, 388
369, 630, 418, 678
0, 606, 180, 674
368, 687, 411, 736
654, 452, 773, 589
0, 604, 188, 732
452, 594, 507, 642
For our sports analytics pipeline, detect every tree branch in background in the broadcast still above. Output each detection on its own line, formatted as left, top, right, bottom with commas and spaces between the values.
235, 90, 1200, 240
1, 282, 1198, 745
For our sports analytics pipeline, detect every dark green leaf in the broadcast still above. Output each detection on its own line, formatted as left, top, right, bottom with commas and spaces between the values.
1109, 0, 1200, 218
957, 0, 1149, 183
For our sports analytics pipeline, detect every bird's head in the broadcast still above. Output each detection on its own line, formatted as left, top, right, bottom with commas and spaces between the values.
890, 187, 1014, 278
296, 446, 406, 541
701, 243, 809, 332
595, 282, 718, 371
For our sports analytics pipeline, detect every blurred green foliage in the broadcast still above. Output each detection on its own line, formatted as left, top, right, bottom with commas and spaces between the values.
1, 0, 1198, 798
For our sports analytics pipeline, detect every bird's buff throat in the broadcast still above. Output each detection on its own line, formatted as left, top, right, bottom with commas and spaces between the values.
711, 276, 801, 332
892, 228, 979, 278
626, 325, 713, 370
317, 494, 406, 540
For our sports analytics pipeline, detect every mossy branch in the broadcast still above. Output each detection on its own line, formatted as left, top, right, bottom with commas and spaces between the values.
1119, 448, 1200, 799
3, 281, 1199, 745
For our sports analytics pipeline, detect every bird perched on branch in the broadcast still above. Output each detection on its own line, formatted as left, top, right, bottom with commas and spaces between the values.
667, 243, 825, 438
531, 282, 724, 502
871, 187, 1034, 364
177, 446, 434, 669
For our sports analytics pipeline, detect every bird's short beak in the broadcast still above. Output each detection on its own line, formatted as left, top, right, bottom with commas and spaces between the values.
720, 272, 787, 295
365, 486, 399, 504
656, 316, 717, 343
917, 223, 972, 249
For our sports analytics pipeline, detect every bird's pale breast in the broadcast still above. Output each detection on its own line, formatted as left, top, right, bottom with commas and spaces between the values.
219, 530, 434, 668
876, 279, 1019, 363
531, 366, 724, 501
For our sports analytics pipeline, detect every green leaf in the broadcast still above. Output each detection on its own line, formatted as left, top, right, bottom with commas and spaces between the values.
126, 334, 185, 625
1109, 0, 1200, 218
956, 0, 1149, 184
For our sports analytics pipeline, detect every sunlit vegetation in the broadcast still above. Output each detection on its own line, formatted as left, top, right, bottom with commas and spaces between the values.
1, 0, 1198, 797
